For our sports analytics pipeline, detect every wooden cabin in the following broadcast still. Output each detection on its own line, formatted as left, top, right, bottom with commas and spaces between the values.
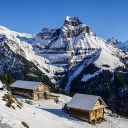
10, 80, 50, 100
67, 93, 107, 122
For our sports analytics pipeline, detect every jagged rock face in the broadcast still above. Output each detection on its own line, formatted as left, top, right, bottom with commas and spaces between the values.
38, 28, 60, 40
0, 36, 21, 78
64, 16, 82, 26
107, 37, 122, 44
0, 35, 54, 85
4, 39, 26, 58
33, 16, 126, 73
60, 25, 92, 38
35, 16, 93, 68
61, 16, 92, 38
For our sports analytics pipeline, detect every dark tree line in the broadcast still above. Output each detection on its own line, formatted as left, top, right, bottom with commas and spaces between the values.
0, 73, 15, 91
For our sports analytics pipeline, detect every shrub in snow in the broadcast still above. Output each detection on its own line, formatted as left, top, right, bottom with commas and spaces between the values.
17, 104, 21, 109
2, 92, 23, 109
21, 122, 29, 128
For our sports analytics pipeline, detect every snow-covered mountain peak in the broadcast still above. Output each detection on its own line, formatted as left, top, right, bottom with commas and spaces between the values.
107, 37, 122, 44
64, 15, 85, 28
124, 40, 128, 44
0, 25, 8, 31
66, 16, 79, 22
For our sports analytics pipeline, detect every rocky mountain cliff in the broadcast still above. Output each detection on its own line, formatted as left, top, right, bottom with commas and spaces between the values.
0, 34, 54, 87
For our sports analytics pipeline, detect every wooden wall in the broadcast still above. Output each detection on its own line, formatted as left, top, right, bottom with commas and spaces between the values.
69, 107, 104, 122
12, 87, 33, 94
70, 108, 89, 121
90, 110, 96, 120
33, 83, 49, 93
33, 84, 49, 100
33, 94, 38, 100
95, 99, 101, 106
38, 92, 44, 100
90, 108, 104, 120
11, 87, 33, 99
96, 108, 104, 118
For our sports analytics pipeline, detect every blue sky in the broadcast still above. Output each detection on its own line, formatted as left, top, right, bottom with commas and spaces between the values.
0, 0, 128, 42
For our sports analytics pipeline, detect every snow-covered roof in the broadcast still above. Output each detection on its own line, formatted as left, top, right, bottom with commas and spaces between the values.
10, 80, 42, 90
67, 93, 107, 111
50, 93, 59, 97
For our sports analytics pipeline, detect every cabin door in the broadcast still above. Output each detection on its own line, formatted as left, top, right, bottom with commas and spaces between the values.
38, 93, 44, 100
95, 110, 97, 119
44, 92, 47, 99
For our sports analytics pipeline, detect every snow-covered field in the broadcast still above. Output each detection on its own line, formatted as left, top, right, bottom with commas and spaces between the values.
0, 90, 128, 128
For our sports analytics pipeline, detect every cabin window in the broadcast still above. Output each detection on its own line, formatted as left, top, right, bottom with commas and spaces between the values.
40, 94, 43, 96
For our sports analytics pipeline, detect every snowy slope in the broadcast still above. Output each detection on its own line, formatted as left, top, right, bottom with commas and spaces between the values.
94, 49, 124, 70
115, 40, 128, 52
107, 37, 122, 45
0, 90, 128, 128
0, 81, 3, 88
0, 26, 64, 80
108, 38, 128, 53
81, 70, 102, 82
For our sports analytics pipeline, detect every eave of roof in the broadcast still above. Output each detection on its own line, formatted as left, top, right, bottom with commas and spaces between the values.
67, 106, 91, 112
92, 105, 107, 111
90, 96, 107, 111
50, 94, 59, 97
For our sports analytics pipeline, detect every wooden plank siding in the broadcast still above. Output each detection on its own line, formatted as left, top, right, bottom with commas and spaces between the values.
33, 83, 49, 100
90, 110, 96, 120
70, 108, 89, 121
33, 83, 49, 93
38, 92, 44, 100
69, 108, 104, 122
94, 99, 101, 106
11, 87, 33, 95
90, 98, 104, 120
96, 108, 104, 118
11, 87, 33, 99
90, 108, 103, 120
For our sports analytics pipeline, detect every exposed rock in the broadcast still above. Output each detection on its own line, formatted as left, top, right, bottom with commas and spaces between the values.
64, 16, 82, 26
107, 37, 122, 44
